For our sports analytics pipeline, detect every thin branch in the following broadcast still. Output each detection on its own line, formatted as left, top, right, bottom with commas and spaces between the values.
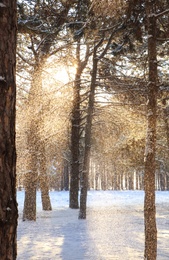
49, 42, 73, 56
99, 22, 125, 59
17, 52, 35, 66
154, 9, 169, 18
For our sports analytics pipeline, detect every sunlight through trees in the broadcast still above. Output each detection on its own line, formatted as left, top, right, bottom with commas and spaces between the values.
13, 0, 169, 259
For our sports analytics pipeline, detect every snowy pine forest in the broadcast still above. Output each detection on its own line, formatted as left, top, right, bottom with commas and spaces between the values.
1, 1, 169, 259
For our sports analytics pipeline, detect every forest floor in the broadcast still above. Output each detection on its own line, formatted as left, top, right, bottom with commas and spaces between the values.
17, 190, 169, 260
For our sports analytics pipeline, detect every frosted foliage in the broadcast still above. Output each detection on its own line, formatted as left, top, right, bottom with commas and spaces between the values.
17, 190, 169, 259
92, 0, 127, 17
16, 58, 73, 187
92, 96, 146, 168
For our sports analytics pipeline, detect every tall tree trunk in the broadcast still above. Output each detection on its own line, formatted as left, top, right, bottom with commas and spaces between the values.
69, 40, 90, 208
163, 106, 169, 147
23, 66, 39, 221
78, 46, 98, 219
69, 0, 91, 208
69, 43, 81, 209
144, 2, 158, 259
136, 171, 139, 190
61, 159, 69, 191
38, 138, 52, 210
163, 106, 169, 191
0, 1, 18, 259
23, 121, 38, 221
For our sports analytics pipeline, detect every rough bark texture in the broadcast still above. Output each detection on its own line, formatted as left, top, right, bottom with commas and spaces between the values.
23, 66, 39, 221
23, 121, 38, 221
79, 47, 98, 219
0, 1, 18, 259
61, 160, 69, 191
144, 1, 157, 259
69, 42, 82, 209
69, 0, 91, 208
38, 138, 52, 211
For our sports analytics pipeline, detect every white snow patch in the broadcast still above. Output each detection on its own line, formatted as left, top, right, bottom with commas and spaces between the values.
17, 190, 169, 260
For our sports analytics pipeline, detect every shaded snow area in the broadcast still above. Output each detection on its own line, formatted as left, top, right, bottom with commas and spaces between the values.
17, 190, 169, 260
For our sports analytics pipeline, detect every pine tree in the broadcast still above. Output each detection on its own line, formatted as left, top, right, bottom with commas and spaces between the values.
0, 1, 18, 259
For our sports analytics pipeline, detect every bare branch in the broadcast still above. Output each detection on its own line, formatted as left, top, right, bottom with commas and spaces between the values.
17, 52, 35, 66
154, 9, 169, 18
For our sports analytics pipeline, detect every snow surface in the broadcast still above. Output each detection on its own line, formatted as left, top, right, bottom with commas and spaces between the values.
17, 190, 169, 260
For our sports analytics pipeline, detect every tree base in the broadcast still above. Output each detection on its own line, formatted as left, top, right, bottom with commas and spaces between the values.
78, 211, 86, 219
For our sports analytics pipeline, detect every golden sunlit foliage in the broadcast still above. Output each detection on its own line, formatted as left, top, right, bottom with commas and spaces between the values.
16, 55, 74, 188
92, 0, 127, 17
16, 0, 169, 193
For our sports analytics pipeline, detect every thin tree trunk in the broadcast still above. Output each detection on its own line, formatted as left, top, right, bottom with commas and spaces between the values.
62, 159, 69, 191
23, 121, 38, 221
78, 46, 98, 219
125, 171, 128, 190
69, 41, 90, 208
0, 1, 18, 258
38, 139, 52, 210
69, 43, 81, 209
121, 172, 124, 190
163, 107, 169, 191
144, 2, 157, 259
163, 107, 169, 147
136, 171, 139, 190
23, 66, 40, 221
23, 176, 37, 221
166, 175, 169, 190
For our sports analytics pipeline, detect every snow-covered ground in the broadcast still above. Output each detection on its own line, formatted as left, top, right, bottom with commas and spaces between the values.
17, 190, 169, 260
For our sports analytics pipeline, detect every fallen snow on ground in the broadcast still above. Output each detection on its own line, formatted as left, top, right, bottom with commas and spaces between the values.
17, 190, 169, 260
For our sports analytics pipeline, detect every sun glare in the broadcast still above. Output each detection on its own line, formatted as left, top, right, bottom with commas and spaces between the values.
55, 68, 70, 84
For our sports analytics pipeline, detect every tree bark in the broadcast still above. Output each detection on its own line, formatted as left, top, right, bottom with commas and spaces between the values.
69, 43, 81, 209
61, 159, 69, 191
0, 1, 18, 259
144, 2, 158, 259
79, 46, 98, 219
38, 138, 52, 211
69, 40, 90, 208
23, 121, 38, 221
23, 66, 39, 221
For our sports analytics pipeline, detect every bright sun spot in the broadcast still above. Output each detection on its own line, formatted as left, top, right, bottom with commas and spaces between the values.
44, 57, 76, 88
55, 68, 70, 84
